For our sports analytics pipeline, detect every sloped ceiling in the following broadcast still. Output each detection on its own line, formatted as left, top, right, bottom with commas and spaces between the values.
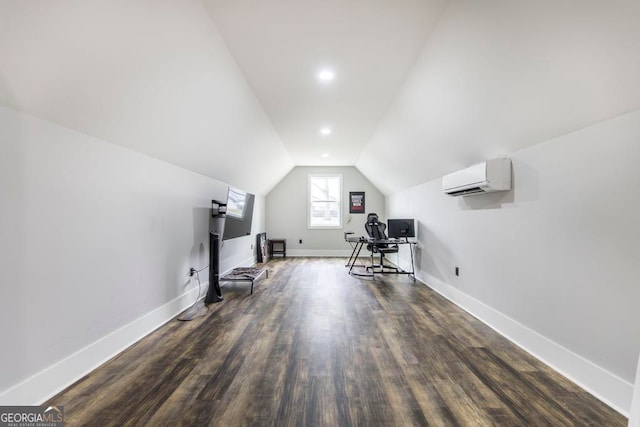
202, 0, 446, 167
357, 0, 640, 194
0, 0, 293, 195
2, 1, 640, 196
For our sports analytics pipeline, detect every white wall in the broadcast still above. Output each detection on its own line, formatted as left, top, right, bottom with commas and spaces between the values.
266, 166, 384, 256
0, 106, 261, 404
387, 110, 640, 415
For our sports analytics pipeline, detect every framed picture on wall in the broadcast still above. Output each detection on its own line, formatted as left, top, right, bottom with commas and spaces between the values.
349, 191, 365, 214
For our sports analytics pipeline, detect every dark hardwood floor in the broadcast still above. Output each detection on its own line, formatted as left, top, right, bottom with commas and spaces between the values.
47, 257, 626, 426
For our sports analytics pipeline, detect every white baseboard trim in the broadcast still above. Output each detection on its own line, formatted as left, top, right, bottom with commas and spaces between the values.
246, 256, 257, 266
629, 354, 640, 426
237, 256, 257, 269
416, 269, 632, 417
394, 254, 415, 273
0, 283, 205, 406
287, 249, 367, 257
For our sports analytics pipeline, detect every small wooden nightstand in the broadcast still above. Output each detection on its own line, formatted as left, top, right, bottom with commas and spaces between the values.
268, 239, 286, 257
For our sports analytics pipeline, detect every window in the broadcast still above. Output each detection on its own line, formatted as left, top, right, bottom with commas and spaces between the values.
308, 174, 342, 228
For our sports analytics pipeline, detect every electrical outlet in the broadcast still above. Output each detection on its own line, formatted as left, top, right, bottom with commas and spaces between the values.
455, 266, 459, 276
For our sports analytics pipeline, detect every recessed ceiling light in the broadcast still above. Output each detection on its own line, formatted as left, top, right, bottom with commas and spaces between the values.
320, 127, 332, 136
318, 70, 335, 81
321, 153, 329, 158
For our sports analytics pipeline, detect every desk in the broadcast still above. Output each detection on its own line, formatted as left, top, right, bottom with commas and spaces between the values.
346, 236, 416, 279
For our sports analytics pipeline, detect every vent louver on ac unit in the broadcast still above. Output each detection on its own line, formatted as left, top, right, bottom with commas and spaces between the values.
446, 187, 485, 197
442, 158, 511, 197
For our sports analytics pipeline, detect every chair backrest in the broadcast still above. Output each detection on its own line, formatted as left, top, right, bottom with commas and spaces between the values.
365, 213, 388, 241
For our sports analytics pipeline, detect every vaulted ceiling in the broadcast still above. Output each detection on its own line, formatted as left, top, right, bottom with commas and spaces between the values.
2, 0, 640, 195
203, 0, 446, 167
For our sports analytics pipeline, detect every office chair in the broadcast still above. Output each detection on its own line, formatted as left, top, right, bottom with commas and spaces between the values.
364, 213, 398, 272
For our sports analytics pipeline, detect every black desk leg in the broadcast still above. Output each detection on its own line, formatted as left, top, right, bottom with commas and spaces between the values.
409, 242, 416, 281
345, 241, 359, 267
349, 242, 365, 274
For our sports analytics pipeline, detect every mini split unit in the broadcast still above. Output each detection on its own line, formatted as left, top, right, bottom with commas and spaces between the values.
442, 158, 512, 196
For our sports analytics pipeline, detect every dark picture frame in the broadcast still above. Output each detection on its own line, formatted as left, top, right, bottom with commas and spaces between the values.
349, 191, 365, 214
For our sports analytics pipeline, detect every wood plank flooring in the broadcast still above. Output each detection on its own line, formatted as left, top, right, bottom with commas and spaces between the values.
46, 257, 626, 426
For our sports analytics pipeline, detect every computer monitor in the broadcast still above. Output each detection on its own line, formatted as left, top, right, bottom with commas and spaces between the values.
387, 219, 416, 238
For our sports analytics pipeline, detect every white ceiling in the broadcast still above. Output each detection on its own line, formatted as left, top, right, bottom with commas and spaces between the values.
203, 0, 447, 166
2, 0, 640, 195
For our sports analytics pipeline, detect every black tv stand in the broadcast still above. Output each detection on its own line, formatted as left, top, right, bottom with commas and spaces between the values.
204, 231, 224, 303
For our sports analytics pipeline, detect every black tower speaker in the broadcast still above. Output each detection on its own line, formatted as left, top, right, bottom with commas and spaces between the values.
205, 231, 224, 303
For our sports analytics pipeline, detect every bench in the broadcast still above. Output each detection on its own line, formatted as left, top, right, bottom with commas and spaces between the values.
220, 267, 268, 295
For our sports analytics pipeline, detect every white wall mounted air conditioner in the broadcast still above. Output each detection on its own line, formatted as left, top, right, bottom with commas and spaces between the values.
442, 158, 512, 196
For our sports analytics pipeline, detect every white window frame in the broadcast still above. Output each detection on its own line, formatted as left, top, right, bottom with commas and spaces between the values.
308, 174, 343, 229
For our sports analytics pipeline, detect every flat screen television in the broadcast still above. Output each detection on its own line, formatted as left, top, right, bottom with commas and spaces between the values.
222, 188, 255, 240
387, 219, 415, 239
